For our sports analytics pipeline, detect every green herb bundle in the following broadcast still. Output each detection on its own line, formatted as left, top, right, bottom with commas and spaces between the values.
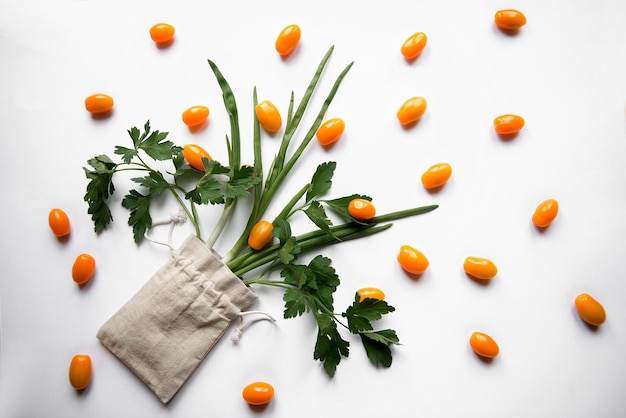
83, 46, 437, 377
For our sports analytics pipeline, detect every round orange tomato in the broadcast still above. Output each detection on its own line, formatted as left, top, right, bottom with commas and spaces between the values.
85, 94, 114, 114
401, 32, 427, 60
469, 332, 499, 358
357, 287, 385, 302
532, 199, 558, 228
248, 220, 274, 250
463, 257, 498, 280
242, 381, 274, 405
421, 163, 452, 190
494, 10, 527, 31
183, 144, 212, 172
255, 100, 282, 132
49, 208, 71, 238
575, 293, 606, 326
72, 254, 96, 285
69, 354, 92, 390
275, 24, 301, 56
149, 23, 175, 44
397, 245, 429, 275
316, 118, 345, 146
397, 96, 427, 126
348, 199, 376, 221
182, 105, 209, 127
493, 114, 525, 135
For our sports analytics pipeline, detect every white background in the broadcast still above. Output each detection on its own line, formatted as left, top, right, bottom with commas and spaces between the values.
1, 0, 625, 417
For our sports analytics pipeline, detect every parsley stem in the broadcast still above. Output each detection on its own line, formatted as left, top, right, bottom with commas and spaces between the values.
276, 184, 309, 220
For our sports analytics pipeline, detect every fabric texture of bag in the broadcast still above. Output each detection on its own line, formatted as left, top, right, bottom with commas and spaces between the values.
97, 234, 258, 404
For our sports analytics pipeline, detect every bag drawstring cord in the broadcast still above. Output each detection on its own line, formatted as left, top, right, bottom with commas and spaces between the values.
231, 311, 276, 343
143, 210, 187, 251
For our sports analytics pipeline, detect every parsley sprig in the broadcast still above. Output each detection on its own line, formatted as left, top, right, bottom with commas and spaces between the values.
83, 46, 437, 377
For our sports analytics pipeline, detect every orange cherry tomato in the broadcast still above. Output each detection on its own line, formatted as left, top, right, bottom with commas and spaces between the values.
463, 257, 498, 280
149, 23, 175, 44
493, 114, 525, 135
575, 293, 606, 326
248, 220, 274, 250
397, 245, 429, 275
182, 105, 209, 127
275, 24, 301, 56
72, 254, 96, 285
469, 332, 499, 358
69, 354, 92, 390
48, 208, 71, 238
255, 100, 282, 132
421, 163, 452, 190
397, 96, 427, 126
316, 118, 345, 146
494, 10, 527, 31
242, 381, 274, 405
348, 198, 376, 221
84, 94, 114, 114
532, 199, 558, 228
357, 287, 385, 302
401, 32, 428, 60
183, 144, 212, 172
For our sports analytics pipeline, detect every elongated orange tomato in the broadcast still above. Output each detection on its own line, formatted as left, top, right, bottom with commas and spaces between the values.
401, 32, 427, 60
357, 287, 385, 302
397, 245, 429, 275
463, 257, 498, 280
575, 293, 606, 326
69, 354, 92, 390
255, 100, 282, 132
532, 199, 558, 228
421, 163, 452, 190
248, 220, 273, 250
348, 198, 376, 221
316, 118, 345, 146
397, 96, 427, 126
49, 208, 71, 238
183, 144, 212, 172
275, 24, 301, 56
149, 23, 175, 44
493, 114, 525, 135
72, 254, 96, 285
469, 332, 499, 358
494, 10, 527, 31
242, 381, 274, 405
85, 94, 114, 114
182, 105, 209, 127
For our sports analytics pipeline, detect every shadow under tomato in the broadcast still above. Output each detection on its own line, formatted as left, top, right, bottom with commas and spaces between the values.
402, 270, 426, 282
56, 233, 71, 244
423, 184, 447, 195
279, 44, 301, 62
248, 403, 271, 413
496, 131, 520, 142
400, 118, 423, 130
465, 273, 493, 287
156, 38, 175, 49
474, 352, 496, 364
495, 26, 523, 37
572, 306, 603, 333
90, 109, 114, 120
188, 121, 209, 134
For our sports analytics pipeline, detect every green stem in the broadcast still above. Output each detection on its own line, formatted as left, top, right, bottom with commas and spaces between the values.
205, 199, 236, 247
276, 184, 309, 220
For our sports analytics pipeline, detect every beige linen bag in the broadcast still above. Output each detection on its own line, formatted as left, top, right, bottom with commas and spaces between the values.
97, 234, 258, 404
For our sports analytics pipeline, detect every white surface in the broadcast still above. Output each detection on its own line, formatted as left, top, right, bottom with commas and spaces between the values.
1, 0, 625, 417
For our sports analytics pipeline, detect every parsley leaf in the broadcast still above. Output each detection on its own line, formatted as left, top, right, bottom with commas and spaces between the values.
313, 319, 350, 377
185, 178, 225, 205
138, 130, 178, 161
83, 155, 117, 233
121, 189, 153, 243
343, 293, 396, 333
114, 146, 138, 164
359, 330, 399, 368
304, 201, 333, 235
323, 194, 372, 225
131, 171, 168, 195
306, 161, 336, 202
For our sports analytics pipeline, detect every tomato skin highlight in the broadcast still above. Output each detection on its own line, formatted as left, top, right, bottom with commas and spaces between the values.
494, 10, 527, 31
49, 208, 71, 237
275, 24, 301, 56
421, 162, 452, 190
348, 198, 376, 221
494, 114, 525, 135
397, 245, 429, 275
255, 100, 282, 132
316, 118, 345, 146
532, 199, 559, 228
575, 293, 606, 326
72, 254, 96, 285
401, 32, 427, 60
242, 381, 274, 405
397, 96, 427, 126
182, 105, 209, 127
463, 257, 498, 280
150, 23, 175, 44
357, 287, 385, 302
470, 332, 499, 358
248, 220, 274, 250
69, 354, 92, 390
183, 144, 212, 172
85, 94, 114, 114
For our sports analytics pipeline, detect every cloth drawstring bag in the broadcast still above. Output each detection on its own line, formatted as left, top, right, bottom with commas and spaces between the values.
97, 233, 258, 404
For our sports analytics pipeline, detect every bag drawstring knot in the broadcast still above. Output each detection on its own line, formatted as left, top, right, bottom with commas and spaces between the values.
231, 311, 276, 343
144, 210, 187, 251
